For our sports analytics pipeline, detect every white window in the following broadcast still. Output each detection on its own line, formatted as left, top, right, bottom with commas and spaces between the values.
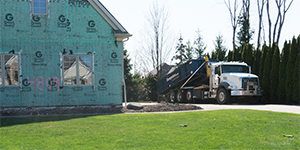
32, 0, 48, 15
61, 54, 94, 87
0, 54, 20, 87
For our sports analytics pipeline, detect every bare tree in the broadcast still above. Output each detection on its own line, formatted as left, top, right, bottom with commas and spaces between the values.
224, 0, 240, 51
266, 0, 272, 45
138, 1, 174, 78
266, 0, 294, 45
257, 0, 266, 49
242, 0, 250, 19
274, 0, 294, 44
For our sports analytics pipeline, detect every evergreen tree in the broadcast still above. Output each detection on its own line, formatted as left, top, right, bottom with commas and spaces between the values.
194, 30, 207, 59
123, 50, 145, 102
277, 41, 290, 103
227, 50, 233, 61
233, 48, 237, 61
259, 43, 268, 88
124, 50, 133, 82
292, 52, 300, 104
172, 35, 187, 66
144, 74, 157, 101
270, 43, 280, 103
211, 51, 217, 60
213, 34, 227, 61
185, 40, 194, 60
236, 7, 254, 45
292, 36, 300, 104
130, 73, 144, 102
269, 43, 275, 69
241, 43, 247, 62
262, 45, 272, 103
286, 37, 297, 104
123, 50, 134, 101
252, 48, 262, 75
233, 46, 241, 61
245, 44, 253, 67
206, 53, 211, 60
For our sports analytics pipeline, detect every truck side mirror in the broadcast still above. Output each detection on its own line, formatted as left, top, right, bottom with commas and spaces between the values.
249, 66, 252, 74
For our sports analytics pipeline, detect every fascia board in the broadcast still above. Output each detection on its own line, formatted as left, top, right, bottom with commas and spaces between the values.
88, 0, 128, 33
115, 33, 133, 42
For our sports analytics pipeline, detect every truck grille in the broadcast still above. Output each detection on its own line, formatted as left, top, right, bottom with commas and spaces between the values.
242, 78, 258, 90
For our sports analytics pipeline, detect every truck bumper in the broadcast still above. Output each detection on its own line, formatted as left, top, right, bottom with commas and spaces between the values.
231, 89, 263, 96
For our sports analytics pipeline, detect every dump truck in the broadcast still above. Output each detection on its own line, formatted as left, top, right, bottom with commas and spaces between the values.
157, 56, 262, 104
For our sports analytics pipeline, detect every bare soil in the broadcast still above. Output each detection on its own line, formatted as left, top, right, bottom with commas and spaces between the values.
122, 103, 203, 113
1, 104, 203, 116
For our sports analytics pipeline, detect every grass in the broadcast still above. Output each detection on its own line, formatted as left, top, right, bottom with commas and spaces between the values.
1, 110, 299, 149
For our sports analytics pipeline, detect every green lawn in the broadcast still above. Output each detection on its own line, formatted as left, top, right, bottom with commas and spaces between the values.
1, 110, 299, 149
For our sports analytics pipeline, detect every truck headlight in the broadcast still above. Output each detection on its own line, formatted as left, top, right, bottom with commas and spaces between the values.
228, 85, 237, 89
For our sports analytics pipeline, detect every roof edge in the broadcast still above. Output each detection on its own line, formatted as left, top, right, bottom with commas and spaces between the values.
88, 0, 131, 36
115, 33, 132, 41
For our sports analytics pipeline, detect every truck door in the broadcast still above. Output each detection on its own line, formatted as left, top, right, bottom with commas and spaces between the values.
213, 66, 220, 88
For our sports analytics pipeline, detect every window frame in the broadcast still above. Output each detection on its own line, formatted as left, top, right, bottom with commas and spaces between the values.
61, 53, 95, 88
0, 51, 22, 88
31, 0, 49, 16
215, 66, 220, 75
221, 65, 249, 74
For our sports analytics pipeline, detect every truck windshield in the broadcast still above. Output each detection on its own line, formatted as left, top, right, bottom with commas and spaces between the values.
221, 65, 249, 73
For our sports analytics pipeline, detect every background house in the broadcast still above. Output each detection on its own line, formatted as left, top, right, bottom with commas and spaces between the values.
0, 0, 131, 115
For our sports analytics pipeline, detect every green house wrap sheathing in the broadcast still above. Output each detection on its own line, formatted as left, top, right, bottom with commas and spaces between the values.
0, 0, 131, 107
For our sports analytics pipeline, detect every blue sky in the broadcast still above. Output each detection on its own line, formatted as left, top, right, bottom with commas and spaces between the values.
100, 0, 300, 68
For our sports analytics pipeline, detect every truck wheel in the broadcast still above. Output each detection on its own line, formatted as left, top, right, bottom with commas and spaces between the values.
186, 90, 193, 103
169, 91, 176, 103
217, 88, 230, 104
177, 91, 183, 103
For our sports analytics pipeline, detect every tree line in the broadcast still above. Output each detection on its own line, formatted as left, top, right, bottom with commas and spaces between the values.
124, 35, 299, 104
226, 36, 299, 104
123, 0, 299, 104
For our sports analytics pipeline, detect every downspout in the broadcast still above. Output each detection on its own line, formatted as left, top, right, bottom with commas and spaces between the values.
19, 50, 23, 90
122, 38, 129, 107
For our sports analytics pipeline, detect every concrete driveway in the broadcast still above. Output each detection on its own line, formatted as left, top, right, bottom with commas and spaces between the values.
124, 103, 300, 114
196, 104, 300, 114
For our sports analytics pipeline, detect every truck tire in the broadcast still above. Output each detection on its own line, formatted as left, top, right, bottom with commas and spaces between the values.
169, 90, 176, 103
186, 90, 193, 103
217, 88, 230, 104
177, 91, 183, 103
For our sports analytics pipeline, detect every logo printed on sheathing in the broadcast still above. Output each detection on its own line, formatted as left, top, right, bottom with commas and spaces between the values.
109, 51, 120, 65
98, 78, 107, 91
31, 15, 41, 27
5, 13, 13, 21
111, 52, 118, 59
4, 13, 15, 27
35, 51, 43, 58
57, 14, 71, 32
87, 20, 96, 33
88, 20, 95, 27
32, 51, 47, 66
99, 78, 107, 86
21, 79, 32, 92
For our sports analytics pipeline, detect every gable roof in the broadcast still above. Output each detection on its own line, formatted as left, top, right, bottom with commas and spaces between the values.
88, 0, 132, 41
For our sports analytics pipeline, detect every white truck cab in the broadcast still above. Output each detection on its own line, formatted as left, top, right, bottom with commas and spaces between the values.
208, 61, 262, 104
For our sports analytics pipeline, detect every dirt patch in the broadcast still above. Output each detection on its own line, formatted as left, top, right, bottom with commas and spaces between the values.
123, 103, 202, 113
1, 104, 203, 116
1, 105, 122, 116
